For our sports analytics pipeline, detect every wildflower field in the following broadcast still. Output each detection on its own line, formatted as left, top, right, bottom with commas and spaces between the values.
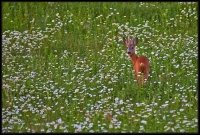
2, 2, 198, 133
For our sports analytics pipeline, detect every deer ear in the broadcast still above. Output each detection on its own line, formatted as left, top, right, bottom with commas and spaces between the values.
134, 37, 138, 45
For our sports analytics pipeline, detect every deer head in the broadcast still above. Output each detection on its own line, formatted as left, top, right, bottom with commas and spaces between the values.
123, 36, 138, 55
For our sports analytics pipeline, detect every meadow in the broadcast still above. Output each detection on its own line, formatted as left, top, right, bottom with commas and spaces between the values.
2, 2, 198, 133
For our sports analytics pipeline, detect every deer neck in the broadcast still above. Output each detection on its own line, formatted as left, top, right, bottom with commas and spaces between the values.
129, 53, 138, 65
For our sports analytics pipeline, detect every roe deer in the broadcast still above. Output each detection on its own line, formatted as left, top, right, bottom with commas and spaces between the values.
123, 36, 150, 85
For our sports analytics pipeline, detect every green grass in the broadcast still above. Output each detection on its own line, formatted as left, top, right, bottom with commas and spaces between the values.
2, 2, 198, 133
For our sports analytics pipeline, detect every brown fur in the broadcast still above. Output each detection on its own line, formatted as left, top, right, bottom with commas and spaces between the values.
123, 36, 150, 86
